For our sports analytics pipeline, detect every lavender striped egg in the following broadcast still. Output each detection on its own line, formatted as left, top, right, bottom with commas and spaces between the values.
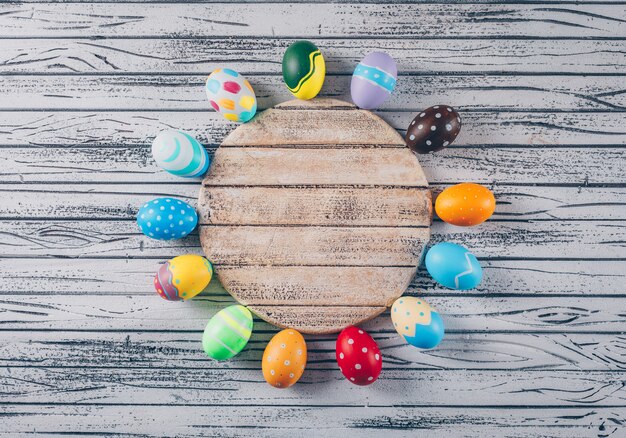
152, 130, 210, 178
350, 52, 397, 110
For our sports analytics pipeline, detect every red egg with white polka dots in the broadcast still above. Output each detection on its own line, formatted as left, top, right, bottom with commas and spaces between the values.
336, 326, 382, 386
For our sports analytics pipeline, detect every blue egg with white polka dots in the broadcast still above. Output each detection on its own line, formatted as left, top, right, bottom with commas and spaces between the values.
391, 297, 444, 349
136, 197, 198, 240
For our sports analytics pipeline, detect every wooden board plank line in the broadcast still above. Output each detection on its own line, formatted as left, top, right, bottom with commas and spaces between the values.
2, 71, 626, 77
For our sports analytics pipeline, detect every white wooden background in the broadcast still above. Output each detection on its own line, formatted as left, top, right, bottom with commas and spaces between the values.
0, 1, 625, 436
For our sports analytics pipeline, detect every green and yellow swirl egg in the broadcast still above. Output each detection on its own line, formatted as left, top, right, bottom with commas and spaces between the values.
282, 40, 326, 100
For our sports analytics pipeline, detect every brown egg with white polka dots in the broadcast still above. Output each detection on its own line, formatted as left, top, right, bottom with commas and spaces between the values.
405, 105, 461, 154
262, 328, 307, 389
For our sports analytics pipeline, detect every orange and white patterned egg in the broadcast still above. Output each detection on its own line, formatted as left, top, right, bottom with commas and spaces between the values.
435, 182, 496, 226
262, 329, 307, 389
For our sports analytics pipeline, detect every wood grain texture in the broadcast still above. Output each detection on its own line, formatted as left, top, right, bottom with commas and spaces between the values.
5, 294, 626, 332
3, 366, 626, 406
4, 148, 626, 185
203, 148, 429, 185
1, 257, 624, 297
1, 39, 624, 75
4, 329, 626, 371
198, 187, 433, 226
2, 0, 625, 435
199, 99, 431, 333
2, 74, 625, 111
0, 3, 624, 38
1, 405, 624, 438
1, 111, 623, 148
1, 183, 625, 222
0, 218, 625, 259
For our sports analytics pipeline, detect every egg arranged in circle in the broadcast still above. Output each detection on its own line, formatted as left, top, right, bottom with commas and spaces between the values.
262, 329, 307, 388
336, 326, 382, 386
406, 105, 461, 154
154, 254, 212, 301
425, 242, 483, 290
351, 51, 397, 110
206, 68, 257, 123
282, 40, 326, 100
203, 305, 254, 361
436, 183, 496, 226
391, 297, 444, 349
152, 130, 210, 178
136, 197, 198, 240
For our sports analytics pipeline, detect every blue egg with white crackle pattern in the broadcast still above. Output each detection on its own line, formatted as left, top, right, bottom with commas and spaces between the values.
425, 242, 482, 290
137, 198, 198, 240
391, 297, 444, 349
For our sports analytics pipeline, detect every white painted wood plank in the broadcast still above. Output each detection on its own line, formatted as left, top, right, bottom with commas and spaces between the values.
3, 366, 626, 406
0, 111, 623, 148
1, 257, 623, 297
0, 183, 623, 222
3, 148, 626, 184
1, 39, 623, 74
3, 294, 626, 333
1, 1, 623, 432
0, 216, 623, 259
0, 405, 622, 437
2, 330, 626, 371
1, 74, 624, 111
1, 3, 623, 38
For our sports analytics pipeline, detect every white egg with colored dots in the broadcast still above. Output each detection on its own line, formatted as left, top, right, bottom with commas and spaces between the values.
136, 197, 198, 240
206, 68, 257, 123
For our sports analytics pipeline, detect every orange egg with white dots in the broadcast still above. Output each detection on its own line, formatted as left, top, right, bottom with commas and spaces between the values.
435, 183, 496, 226
262, 329, 307, 389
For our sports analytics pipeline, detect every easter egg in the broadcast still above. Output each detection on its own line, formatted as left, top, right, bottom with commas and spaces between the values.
154, 254, 213, 301
436, 183, 496, 226
137, 197, 198, 240
151, 130, 209, 178
262, 329, 307, 388
391, 297, 444, 349
206, 68, 257, 123
282, 40, 325, 100
350, 52, 397, 110
406, 105, 461, 154
425, 242, 482, 290
336, 326, 382, 386
202, 305, 253, 361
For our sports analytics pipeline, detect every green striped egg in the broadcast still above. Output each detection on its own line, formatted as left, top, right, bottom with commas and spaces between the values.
202, 305, 253, 361
282, 40, 326, 100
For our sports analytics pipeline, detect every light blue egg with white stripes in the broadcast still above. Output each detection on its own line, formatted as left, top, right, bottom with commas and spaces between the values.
152, 130, 210, 178
137, 197, 198, 240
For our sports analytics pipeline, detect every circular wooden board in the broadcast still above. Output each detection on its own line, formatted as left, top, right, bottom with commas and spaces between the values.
198, 98, 432, 334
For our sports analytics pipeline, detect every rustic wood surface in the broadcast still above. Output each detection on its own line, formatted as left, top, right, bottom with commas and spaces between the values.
0, 0, 625, 436
199, 99, 431, 333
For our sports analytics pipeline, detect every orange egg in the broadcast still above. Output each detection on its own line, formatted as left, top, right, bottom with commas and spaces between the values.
262, 329, 307, 389
435, 183, 495, 226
